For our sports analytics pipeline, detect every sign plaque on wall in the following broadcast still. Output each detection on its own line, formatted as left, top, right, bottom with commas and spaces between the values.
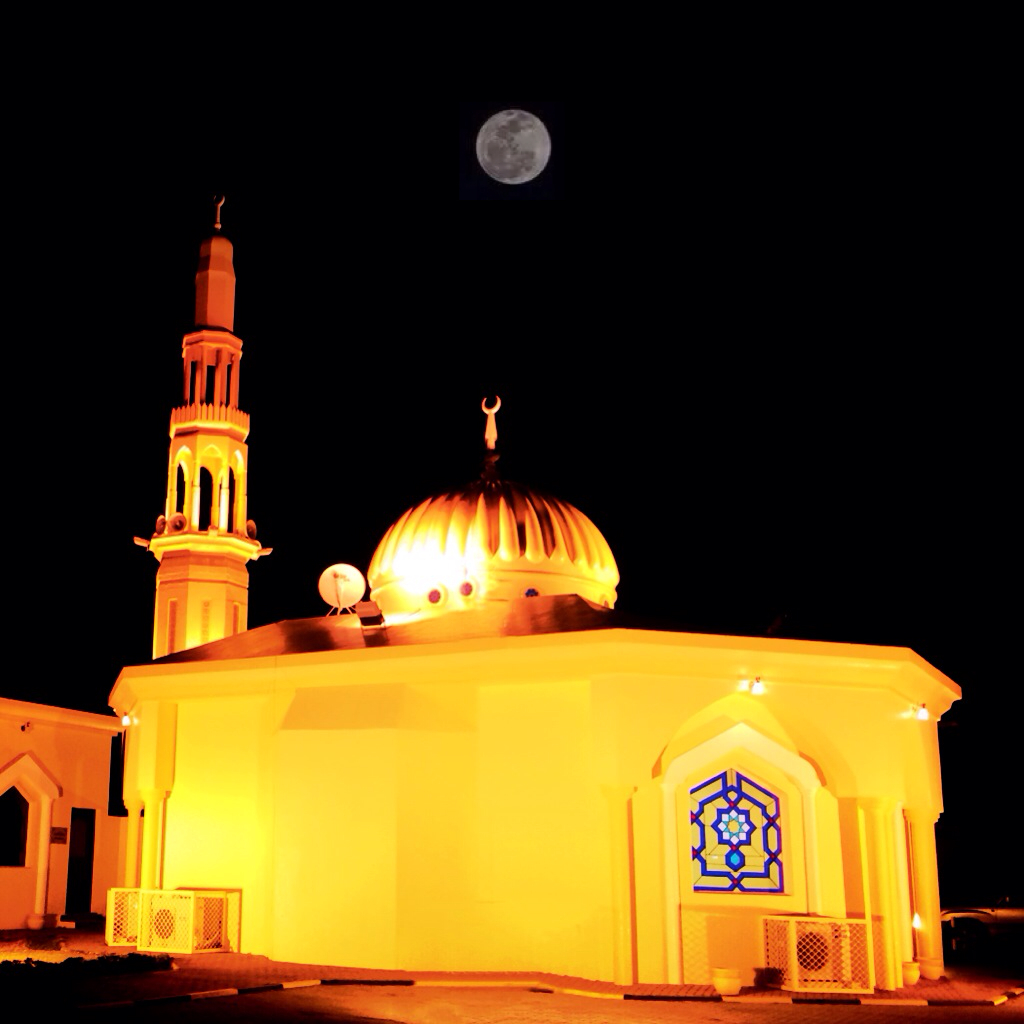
50, 827, 68, 844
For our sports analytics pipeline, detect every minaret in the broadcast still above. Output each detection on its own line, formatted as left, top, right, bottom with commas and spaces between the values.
137, 199, 270, 658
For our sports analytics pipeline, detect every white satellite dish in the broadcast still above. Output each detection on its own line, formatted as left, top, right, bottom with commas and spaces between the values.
318, 563, 367, 614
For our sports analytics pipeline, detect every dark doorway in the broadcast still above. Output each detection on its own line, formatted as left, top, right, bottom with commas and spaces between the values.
65, 808, 96, 914
0, 787, 29, 866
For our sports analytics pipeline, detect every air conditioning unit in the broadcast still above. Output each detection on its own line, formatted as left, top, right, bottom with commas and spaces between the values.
139, 890, 195, 953
105, 888, 241, 954
105, 888, 140, 946
763, 916, 873, 993
188, 888, 241, 952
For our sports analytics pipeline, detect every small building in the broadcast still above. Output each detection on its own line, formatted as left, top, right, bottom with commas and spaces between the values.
0, 698, 125, 929
107, 214, 959, 990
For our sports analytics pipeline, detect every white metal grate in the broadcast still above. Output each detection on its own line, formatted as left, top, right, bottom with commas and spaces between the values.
104, 888, 241, 954
188, 888, 241, 952
105, 888, 140, 946
763, 916, 873, 993
139, 890, 195, 953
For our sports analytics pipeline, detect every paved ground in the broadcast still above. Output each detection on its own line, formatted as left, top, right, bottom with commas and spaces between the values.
73, 986, 1024, 1023
2, 925, 1020, 1017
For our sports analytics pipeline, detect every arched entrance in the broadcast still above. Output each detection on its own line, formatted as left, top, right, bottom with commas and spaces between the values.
654, 723, 827, 984
0, 752, 62, 929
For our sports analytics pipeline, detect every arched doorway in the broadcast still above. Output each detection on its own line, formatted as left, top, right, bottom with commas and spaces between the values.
652, 724, 827, 984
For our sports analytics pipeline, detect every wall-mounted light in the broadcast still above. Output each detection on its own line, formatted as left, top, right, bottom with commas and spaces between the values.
913, 704, 929, 721
738, 677, 766, 695
912, 912, 922, 930
121, 714, 132, 727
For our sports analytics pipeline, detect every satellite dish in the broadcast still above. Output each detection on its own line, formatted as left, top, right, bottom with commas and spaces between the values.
169, 512, 187, 533
318, 564, 367, 613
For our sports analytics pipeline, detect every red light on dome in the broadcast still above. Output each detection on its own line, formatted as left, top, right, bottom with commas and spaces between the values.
428, 589, 442, 604
459, 581, 474, 596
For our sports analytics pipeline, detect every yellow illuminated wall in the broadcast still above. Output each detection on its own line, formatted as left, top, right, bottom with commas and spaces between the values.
111, 627, 959, 987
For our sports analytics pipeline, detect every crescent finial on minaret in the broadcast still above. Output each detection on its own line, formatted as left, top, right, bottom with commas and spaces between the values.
214, 195, 225, 231
482, 396, 501, 450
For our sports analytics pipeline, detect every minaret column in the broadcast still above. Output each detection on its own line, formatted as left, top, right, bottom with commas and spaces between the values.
136, 200, 268, 659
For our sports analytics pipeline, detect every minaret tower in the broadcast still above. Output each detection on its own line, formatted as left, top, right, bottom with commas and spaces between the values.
138, 199, 269, 658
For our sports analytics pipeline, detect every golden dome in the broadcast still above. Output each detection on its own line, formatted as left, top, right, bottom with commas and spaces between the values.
367, 471, 619, 621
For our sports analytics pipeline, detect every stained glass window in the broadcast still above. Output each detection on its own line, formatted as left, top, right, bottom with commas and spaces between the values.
690, 770, 783, 893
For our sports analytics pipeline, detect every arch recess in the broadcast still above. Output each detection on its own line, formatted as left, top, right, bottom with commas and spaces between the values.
0, 753, 62, 929
658, 723, 824, 985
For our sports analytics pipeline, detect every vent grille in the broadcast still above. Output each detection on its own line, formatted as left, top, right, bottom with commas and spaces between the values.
763, 916, 873, 993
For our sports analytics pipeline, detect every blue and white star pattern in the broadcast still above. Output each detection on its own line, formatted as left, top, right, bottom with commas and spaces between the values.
690, 770, 783, 893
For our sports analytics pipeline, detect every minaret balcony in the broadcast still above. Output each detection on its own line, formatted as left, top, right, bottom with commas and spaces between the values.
169, 403, 250, 438
148, 530, 265, 563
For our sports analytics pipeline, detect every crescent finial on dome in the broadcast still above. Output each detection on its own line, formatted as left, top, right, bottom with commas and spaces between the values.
482, 396, 501, 450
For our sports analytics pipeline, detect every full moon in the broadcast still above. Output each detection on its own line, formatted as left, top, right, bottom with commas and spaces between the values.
475, 109, 552, 185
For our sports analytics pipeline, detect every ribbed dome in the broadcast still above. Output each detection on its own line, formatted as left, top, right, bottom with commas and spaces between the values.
368, 474, 619, 620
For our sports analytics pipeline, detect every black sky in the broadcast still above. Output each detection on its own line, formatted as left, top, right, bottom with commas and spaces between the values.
4, 90, 1012, 901
24, 181, 1003, 709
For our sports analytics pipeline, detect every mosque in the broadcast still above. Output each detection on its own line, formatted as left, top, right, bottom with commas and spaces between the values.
3, 213, 960, 993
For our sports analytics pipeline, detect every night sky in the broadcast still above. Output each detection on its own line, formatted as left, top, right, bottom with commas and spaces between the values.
5, 98, 1012, 903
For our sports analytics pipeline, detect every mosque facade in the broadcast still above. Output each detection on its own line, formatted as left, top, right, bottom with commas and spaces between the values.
13, 215, 961, 990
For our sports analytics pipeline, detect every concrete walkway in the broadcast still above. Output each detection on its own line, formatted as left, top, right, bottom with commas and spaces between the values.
4, 927, 1021, 1012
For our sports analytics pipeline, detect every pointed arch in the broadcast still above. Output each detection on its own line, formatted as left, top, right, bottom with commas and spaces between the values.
0, 787, 28, 865
230, 449, 246, 535
654, 724, 828, 985
175, 465, 187, 515
0, 751, 62, 802
0, 753, 61, 928
225, 468, 236, 534
171, 446, 195, 522
655, 694, 807, 779
197, 468, 214, 532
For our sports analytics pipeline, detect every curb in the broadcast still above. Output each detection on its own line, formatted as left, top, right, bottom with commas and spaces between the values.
76, 976, 1024, 1011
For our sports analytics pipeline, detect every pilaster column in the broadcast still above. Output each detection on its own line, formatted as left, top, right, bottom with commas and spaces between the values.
803, 784, 822, 914
906, 809, 944, 980
603, 784, 637, 985
123, 799, 143, 888
140, 789, 168, 889
26, 794, 54, 929
661, 781, 682, 984
860, 797, 899, 991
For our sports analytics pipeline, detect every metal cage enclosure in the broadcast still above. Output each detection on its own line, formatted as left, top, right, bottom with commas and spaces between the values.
105, 888, 240, 954
763, 915, 873, 993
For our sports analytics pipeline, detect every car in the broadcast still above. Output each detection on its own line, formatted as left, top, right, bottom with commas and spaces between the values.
941, 894, 1024, 965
